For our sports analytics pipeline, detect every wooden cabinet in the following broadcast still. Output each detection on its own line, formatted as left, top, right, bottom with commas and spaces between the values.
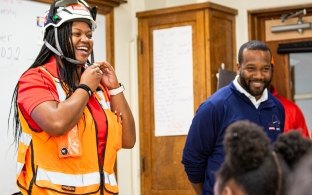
137, 2, 237, 195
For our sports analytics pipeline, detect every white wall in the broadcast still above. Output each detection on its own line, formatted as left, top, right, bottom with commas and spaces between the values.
114, 0, 312, 194
114, 0, 145, 195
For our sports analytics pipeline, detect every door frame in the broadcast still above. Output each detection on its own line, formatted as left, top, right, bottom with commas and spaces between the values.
248, 3, 312, 99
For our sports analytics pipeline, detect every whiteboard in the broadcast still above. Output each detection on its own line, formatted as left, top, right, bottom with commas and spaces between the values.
0, 0, 106, 193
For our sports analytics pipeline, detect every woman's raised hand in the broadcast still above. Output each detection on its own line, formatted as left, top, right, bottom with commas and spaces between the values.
97, 61, 120, 89
80, 63, 103, 91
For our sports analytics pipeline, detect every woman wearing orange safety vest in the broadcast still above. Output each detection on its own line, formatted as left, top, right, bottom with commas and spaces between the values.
9, 0, 136, 194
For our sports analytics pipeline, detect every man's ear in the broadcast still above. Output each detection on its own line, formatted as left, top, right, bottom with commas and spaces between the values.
223, 186, 234, 195
236, 63, 241, 75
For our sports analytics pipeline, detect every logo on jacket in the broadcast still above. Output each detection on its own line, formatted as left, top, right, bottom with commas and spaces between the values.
268, 115, 281, 131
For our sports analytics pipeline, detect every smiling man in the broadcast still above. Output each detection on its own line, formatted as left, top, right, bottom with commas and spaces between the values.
182, 40, 285, 195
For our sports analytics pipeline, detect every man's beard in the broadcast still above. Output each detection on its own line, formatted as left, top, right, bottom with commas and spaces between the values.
239, 72, 272, 97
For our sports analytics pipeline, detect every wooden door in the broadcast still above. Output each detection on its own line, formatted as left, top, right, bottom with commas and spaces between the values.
137, 7, 205, 195
137, 3, 237, 195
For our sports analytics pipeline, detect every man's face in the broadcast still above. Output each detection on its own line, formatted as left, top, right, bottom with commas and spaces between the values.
237, 49, 272, 100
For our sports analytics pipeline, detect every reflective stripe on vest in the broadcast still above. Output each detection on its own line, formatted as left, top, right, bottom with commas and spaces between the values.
16, 132, 32, 176
35, 168, 117, 187
55, 79, 67, 101
36, 168, 100, 186
96, 90, 110, 109
104, 172, 117, 186
20, 131, 32, 146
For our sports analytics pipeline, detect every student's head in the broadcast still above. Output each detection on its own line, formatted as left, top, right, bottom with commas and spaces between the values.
274, 130, 312, 195
274, 130, 312, 170
286, 149, 312, 195
237, 40, 273, 100
43, 0, 97, 65
214, 120, 281, 195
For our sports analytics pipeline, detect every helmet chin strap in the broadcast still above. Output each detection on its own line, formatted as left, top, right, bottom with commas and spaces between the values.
44, 28, 89, 65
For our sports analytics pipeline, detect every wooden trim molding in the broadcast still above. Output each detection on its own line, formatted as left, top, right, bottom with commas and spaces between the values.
33, 0, 126, 14
248, 4, 312, 40
137, 2, 237, 18
105, 10, 115, 66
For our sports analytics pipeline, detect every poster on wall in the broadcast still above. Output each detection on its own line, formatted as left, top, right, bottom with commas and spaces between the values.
153, 25, 194, 136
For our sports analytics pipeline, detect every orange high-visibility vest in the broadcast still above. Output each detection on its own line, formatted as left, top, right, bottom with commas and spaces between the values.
16, 67, 122, 194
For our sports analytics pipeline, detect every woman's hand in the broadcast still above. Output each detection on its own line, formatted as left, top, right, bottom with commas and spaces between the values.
80, 64, 103, 91
97, 61, 120, 89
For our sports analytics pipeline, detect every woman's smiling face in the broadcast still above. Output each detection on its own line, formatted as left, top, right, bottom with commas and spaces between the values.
71, 21, 93, 64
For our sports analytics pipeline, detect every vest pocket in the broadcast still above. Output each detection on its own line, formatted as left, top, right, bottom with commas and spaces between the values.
56, 125, 82, 158
105, 110, 122, 151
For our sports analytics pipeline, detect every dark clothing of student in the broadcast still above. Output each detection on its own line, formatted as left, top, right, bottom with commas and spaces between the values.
182, 82, 285, 195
